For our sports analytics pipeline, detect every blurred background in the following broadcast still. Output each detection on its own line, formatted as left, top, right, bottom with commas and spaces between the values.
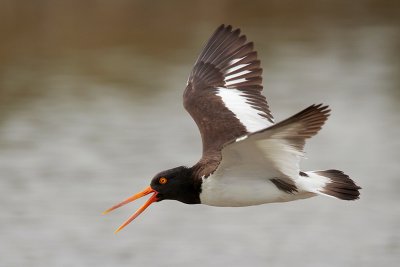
0, 0, 399, 266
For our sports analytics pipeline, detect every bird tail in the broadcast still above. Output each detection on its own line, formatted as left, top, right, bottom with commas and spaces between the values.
297, 170, 361, 200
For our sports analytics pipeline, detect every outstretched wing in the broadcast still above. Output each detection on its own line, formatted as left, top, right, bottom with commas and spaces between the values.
221, 104, 331, 181
184, 24, 274, 156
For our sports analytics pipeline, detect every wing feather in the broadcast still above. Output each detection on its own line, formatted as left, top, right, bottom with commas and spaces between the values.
184, 24, 273, 156
221, 104, 330, 180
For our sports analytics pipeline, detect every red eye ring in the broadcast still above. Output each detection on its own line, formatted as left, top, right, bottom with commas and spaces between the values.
159, 177, 168, 184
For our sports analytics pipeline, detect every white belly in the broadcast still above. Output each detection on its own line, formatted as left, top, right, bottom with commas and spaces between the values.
199, 167, 307, 207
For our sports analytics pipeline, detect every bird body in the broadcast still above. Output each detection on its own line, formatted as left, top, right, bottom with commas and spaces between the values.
199, 104, 355, 207
104, 24, 361, 233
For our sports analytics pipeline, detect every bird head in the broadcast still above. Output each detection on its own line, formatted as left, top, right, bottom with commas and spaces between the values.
103, 166, 200, 233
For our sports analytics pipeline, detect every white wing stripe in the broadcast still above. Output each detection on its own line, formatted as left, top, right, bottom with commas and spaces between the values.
226, 63, 249, 74
225, 70, 251, 81
225, 78, 247, 86
229, 57, 245, 65
217, 88, 273, 132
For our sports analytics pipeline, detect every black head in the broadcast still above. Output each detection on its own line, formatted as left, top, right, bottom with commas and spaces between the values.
103, 165, 200, 233
150, 166, 201, 204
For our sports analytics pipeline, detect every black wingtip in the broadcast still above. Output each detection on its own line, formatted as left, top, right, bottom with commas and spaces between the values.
215, 24, 241, 35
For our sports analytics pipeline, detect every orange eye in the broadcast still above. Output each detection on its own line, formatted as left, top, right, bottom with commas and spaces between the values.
159, 177, 168, 184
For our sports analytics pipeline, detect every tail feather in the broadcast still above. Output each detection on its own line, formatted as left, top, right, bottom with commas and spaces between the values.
299, 169, 361, 201
315, 170, 361, 200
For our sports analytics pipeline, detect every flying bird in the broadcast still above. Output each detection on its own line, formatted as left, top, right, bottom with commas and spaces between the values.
103, 24, 361, 233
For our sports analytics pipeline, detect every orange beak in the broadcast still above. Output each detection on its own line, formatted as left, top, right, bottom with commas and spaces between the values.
103, 186, 158, 233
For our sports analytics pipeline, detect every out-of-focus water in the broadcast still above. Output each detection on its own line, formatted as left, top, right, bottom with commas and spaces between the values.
0, 1, 399, 267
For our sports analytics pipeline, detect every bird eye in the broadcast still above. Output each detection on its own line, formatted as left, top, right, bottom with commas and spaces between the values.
159, 177, 168, 184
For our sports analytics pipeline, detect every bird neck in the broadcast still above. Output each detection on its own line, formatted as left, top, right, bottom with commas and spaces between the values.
191, 153, 221, 180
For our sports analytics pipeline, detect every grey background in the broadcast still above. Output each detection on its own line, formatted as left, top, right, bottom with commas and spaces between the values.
0, 1, 399, 266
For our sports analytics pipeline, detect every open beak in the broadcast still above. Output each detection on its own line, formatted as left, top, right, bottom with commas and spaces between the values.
103, 186, 158, 233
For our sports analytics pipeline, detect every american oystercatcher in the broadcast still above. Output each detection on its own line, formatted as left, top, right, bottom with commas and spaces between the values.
104, 24, 361, 233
